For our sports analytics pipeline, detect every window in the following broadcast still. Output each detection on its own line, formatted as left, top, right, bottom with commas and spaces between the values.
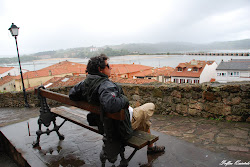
187, 68, 192, 71
217, 73, 226, 77
194, 80, 199, 83
174, 79, 179, 83
187, 79, 192, 83
228, 71, 239, 77
177, 67, 182, 72
234, 72, 239, 76
3, 88, 6, 90
180, 79, 185, 83
193, 68, 198, 72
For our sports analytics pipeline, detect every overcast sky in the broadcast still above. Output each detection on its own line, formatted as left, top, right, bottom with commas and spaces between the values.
1, 0, 250, 58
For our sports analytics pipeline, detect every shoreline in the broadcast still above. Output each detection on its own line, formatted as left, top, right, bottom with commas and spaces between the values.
32, 54, 172, 62
33, 57, 84, 62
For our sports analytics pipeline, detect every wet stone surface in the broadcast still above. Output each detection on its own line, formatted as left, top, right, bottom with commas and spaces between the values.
0, 107, 249, 166
0, 107, 39, 127
151, 114, 250, 162
0, 117, 241, 167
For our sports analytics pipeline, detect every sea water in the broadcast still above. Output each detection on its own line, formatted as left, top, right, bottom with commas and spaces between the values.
3, 54, 250, 71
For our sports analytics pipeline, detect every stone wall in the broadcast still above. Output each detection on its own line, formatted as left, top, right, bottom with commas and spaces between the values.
0, 83, 249, 122
122, 83, 249, 122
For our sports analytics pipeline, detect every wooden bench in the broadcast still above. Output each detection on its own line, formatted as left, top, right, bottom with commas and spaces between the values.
33, 86, 159, 166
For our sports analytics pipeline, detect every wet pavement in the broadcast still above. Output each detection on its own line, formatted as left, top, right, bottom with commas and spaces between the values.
0, 107, 40, 127
0, 107, 249, 167
151, 115, 250, 162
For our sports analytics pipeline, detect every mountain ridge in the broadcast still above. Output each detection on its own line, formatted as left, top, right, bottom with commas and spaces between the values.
0, 39, 249, 64
106, 39, 250, 53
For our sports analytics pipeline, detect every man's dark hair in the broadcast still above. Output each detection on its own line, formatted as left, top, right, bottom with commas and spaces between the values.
86, 54, 109, 74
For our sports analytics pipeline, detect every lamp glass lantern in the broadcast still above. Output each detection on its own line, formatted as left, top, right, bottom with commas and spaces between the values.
8, 23, 19, 36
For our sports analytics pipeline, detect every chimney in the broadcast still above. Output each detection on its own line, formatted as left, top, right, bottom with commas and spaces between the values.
49, 70, 52, 76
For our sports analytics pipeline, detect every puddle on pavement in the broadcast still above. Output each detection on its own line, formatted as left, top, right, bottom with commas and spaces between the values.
139, 152, 165, 167
35, 144, 85, 167
35, 145, 165, 167
35, 145, 62, 156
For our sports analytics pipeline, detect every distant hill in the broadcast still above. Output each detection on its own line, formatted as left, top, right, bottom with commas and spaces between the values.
1, 39, 249, 64
106, 39, 250, 53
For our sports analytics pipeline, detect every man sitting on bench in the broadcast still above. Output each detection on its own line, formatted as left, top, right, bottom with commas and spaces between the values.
69, 54, 165, 154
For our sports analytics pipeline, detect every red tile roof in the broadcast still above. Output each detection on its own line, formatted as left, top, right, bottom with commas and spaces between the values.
15, 68, 71, 80
210, 78, 216, 82
0, 75, 15, 86
177, 63, 187, 68
43, 75, 86, 88
44, 77, 62, 84
0, 67, 14, 74
42, 60, 87, 74
16, 61, 87, 80
133, 66, 174, 77
110, 64, 153, 77
111, 77, 159, 84
171, 59, 215, 78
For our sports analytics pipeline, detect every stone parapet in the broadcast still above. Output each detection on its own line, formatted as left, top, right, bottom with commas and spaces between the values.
0, 82, 249, 122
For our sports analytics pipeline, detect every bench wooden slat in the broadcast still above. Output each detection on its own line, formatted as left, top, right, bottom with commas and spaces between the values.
131, 131, 159, 146
51, 106, 159, 150
35, 88, 125, 121
51, 107, 100, 134
126, 135, 149, 149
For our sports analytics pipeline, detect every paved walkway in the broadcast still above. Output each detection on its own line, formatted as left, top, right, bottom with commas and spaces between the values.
150, 114, 250, 161
0, 107, 249, 166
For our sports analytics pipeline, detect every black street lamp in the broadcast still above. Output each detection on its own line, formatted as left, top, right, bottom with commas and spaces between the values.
8, 23, 29, 107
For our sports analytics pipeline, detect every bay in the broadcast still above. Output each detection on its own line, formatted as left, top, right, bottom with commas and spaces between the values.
3, 55, 250, 71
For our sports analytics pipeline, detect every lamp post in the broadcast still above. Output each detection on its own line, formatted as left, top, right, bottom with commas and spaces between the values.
8, 23, 29, 107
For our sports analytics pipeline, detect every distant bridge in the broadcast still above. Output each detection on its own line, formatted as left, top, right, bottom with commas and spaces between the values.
187, 52, 249, 56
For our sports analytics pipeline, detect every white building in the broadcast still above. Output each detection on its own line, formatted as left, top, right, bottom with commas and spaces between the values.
89, 46, 99, 52
171, 59, 217, 84
132, 66, 174, 83
0, 66, 28, 78
0, 75, 16, 92
216, 59, 250, 83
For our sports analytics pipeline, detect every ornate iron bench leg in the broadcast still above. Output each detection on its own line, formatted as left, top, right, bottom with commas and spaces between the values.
119, 148, 138, 167
33, 86, 65, 147
53, 119, 65, 140
32, 119, 42, 147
